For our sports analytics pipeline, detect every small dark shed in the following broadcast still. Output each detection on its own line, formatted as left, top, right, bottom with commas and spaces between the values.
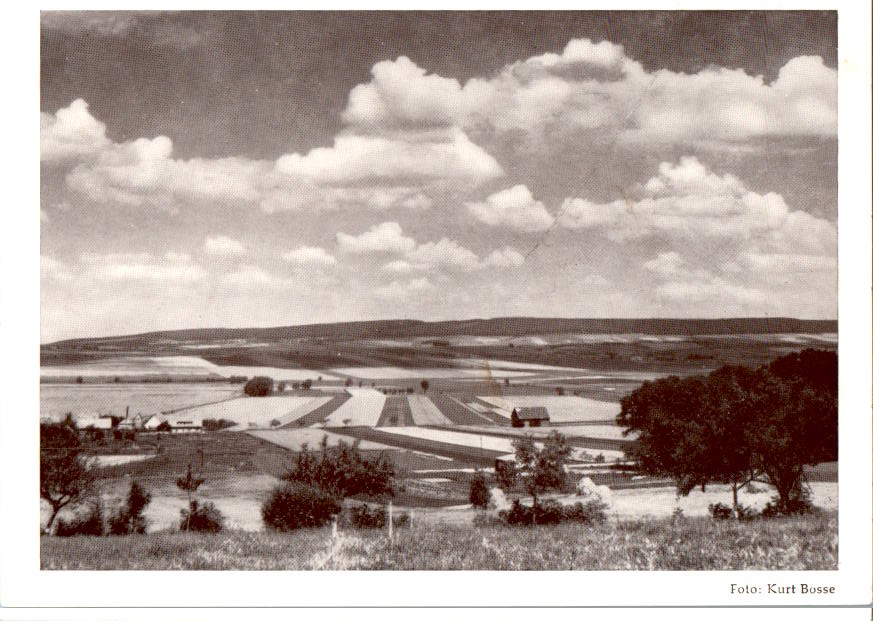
511, 406, 550, 428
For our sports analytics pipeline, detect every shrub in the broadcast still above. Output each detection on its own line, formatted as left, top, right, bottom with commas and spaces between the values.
469, 472, 489, 508
262, 483, 341, 531
108, 481, 151, 535
179, 500, 224, 533
348, 504, 386, 528
499, 499, 606, 527
244, 376, 274, 397
761, 493, 817, 518
202, 418, 236, 432
708, 502, 734, 520
56, 501, 104, 536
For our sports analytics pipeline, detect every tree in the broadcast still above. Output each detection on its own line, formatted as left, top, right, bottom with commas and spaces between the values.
618, 351, 838, 516
40, 423, 96, 533
420, 380, 429, 392
109, 480, 151, 535
244, 376, 274, 397
469, 471, 489, 508
511, 431, 571, 509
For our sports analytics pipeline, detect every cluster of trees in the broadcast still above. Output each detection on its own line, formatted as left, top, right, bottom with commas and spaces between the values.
618, 349, 837, 515
261, 436, 397, 531
41, 420, 224, 535
245, 376, 313, 396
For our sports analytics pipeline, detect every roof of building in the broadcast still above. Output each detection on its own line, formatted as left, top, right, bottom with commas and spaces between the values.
512, 406, 550, 420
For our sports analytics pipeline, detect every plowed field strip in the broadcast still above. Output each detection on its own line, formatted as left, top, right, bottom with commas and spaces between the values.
427, 393, 497, 426
281, 392, 351, 428
376, 396, 414, 427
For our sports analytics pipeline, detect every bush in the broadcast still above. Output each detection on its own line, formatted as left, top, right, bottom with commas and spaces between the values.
708, 502, 734, 520
202, 418, 236, 432
348, 504, 387, 528
761, 494, 817, 518
469, 472, 489, 508
56, 501, 104, 536
108, 481, 151, 535
244, 376, 274, 397
262, 483, 341, 531
179, 500, 224, 532
499, 499, 606, 527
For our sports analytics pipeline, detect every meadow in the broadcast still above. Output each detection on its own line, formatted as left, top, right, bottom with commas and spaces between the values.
41, 512, 838, 570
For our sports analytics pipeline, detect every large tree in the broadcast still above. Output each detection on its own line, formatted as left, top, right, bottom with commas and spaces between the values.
40, 423, 96, 532
618, 350, 837, 515
511, 431, 572, 507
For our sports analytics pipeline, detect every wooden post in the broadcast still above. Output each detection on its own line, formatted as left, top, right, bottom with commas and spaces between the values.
388, 501, 394, 541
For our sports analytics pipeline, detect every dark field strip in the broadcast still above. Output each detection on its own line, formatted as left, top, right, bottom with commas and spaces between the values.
279, 392, 350, 428
431, 425, 635, 452
427, 393, 500, 426
329, 426, 502, 467
376, 396, 414, 427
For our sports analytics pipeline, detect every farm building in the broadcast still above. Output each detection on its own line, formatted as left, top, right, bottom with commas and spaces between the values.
170, 418, 202, 433
74, 415, 113, 430
142, 414, 166, 430
511, 406, 550, 428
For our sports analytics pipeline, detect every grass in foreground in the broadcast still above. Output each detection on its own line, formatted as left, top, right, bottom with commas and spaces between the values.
41, 512, 837, 570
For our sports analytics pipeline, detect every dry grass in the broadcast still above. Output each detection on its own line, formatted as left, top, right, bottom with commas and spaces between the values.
41, 512, 837, 570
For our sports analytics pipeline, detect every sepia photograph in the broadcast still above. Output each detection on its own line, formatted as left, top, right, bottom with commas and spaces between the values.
35, 9, 845, 572
2, 6, 868, 615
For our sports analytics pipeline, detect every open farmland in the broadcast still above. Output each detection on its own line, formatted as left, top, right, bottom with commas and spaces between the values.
40, 383, 241, 420
179, 396, 334, 429
407, 395, 454, 426
323, 388, 386, 426
247, 428, 397, 452
476, 395, 621, 423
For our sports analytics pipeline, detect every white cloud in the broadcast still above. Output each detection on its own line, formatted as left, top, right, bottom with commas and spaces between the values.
336, 221, 416, 255
381, 260, 416, 274
41, 99, 111, 163
282, 246, 337, 267
341, 44, 836, 147
40, 209, 49, 223
483, 247, 526, 268
558, 156, 837, 257
466, 185, 554, 232
643, 251, 683, 278
80, 252, 206, 284
406, 238, 481, 271
374, 277, 434, 301
221, 265, 293, 290
40, 256, 72, 281
275, 127, 502, 185
203, 235, 247, 257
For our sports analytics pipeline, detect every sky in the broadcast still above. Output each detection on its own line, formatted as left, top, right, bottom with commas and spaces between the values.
40, 11, 838, 342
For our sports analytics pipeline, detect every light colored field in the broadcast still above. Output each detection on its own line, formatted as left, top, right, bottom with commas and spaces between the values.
41, 355, 221, 378
330, 367, 532, 379
407, 395, 454, 426
377, 426, 624, 461
247, 428, 396, 452
324, 388, 386, 426
455, 358, 582, 372
609, 482, 837, 519
180, 396, 328, 429
477, 395, 621, 423
91, 454, 155, 468
40, 383, 241, 420
208, 365, 337, 381
447, 424, 638, 442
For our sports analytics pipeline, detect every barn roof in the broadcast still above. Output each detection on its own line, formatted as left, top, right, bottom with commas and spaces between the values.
512, 406, 550, 420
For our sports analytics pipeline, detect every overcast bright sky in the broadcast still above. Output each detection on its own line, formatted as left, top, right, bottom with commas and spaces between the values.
40, 11, 838, 342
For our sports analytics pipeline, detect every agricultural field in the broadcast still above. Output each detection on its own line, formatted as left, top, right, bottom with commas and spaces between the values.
407, 395, 454, 426
247, 428, 397, 452
40, 383, 242, 420
476, 395, 621, 423
323, 388, 386, 426
178, 396, 333, 429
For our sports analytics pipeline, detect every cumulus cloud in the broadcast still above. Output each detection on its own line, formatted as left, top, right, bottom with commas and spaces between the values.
282, 246, 337, 267
336, 221, 417, 255
220, 265, 294, 290
466, 185, 554, 232
203, 235, 247, 257
341, 42, 836, 147
275, 128, 502, 185
40, 99, 111, 163
80, 252, 206, 283
41, 256, 72, 281
558, 156, 836, 257
483, 247, 526, 268
375, 277, 434, 301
